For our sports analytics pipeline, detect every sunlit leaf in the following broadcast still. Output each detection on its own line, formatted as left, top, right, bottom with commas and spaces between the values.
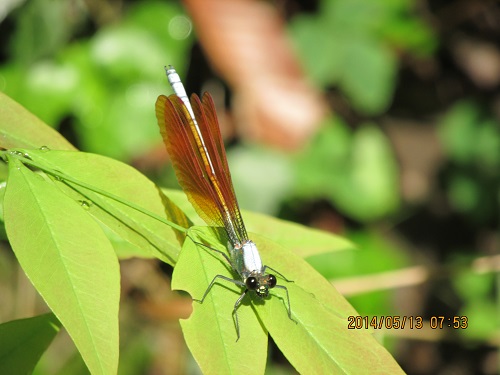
173, 227, 402, 373
0, 92, 75, 150
19, 149, 184, 264
172, 227, 267, 375
4, 159, 120, 375
164, 188, 354, 258
256, 286, 403, 374
245, 211, 355, 258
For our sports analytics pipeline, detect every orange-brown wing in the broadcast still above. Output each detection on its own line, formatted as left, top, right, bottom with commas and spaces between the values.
191, 93, 247, 242
155, 93, 247, 245
199, 93, 231, 177
155, 94, 221, 229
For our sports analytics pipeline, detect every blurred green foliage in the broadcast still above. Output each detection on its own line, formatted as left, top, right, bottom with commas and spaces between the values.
290, 0, 436, 114
293, 117, 400, 221
450, 256, 498, 341
439, 101, 500, 172
230, 116, 400, 222
1, 1, 192, 160
308, 230, 409, 316
0, 0, 434, 224
439, 101, 500, 223
275, 0, 436, 222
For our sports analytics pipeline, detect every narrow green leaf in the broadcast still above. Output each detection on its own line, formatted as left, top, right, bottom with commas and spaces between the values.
0, 313, 61, 375
172, 227, 267, 375
21, 149, 185, 264
244, 211, 355, 258
0, 91, 75, 151
164, 189, 355, 259
4, 159, 120, 375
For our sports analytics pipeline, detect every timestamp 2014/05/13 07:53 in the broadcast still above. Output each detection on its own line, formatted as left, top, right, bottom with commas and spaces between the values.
347, 316, 469, 330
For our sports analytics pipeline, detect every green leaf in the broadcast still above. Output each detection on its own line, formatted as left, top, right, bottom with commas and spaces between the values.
256, 287, 397, 374
172, 227, 402, 373
0, 313, 61, 375
4, 159, 120, 375
0, 91, 75, 150
172, 227, 267, 375
245, 211, 355, 258
164, 189, 355, 258
162, 189, 203, 226
20, 149, 184, 264
159, 187, 192, 245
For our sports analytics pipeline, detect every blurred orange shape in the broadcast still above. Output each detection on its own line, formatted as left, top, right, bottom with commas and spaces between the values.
184, 0, 327, 149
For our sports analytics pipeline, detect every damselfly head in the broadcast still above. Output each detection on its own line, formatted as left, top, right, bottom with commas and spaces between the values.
246, 274, 277, 298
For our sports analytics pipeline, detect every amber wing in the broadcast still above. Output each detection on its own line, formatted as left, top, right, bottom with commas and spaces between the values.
155, 92, 248, 245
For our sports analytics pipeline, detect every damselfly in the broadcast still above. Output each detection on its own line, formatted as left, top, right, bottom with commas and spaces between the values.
155, 66, 293, 340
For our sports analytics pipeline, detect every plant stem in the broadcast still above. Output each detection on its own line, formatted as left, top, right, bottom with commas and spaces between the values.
2, 150, 188, 233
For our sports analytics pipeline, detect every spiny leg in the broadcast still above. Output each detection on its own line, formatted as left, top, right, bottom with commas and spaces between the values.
193, 274, 248, 341
194, 274, 245, 304
275, 284, 297, 325
232, 290, 249, 342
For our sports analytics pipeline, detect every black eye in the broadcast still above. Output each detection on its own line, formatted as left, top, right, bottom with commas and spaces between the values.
246, 277, 258, 290
268, 275, 277, 288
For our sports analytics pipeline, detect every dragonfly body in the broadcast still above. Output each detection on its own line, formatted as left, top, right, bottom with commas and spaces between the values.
155, 66, 292, 339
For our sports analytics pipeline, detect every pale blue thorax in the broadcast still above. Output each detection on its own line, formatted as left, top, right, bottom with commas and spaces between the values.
230, 240, 264, 279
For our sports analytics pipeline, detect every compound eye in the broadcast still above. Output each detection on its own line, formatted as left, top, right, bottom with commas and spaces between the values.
246, 277, 258, 290
268, 274, 277, 288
